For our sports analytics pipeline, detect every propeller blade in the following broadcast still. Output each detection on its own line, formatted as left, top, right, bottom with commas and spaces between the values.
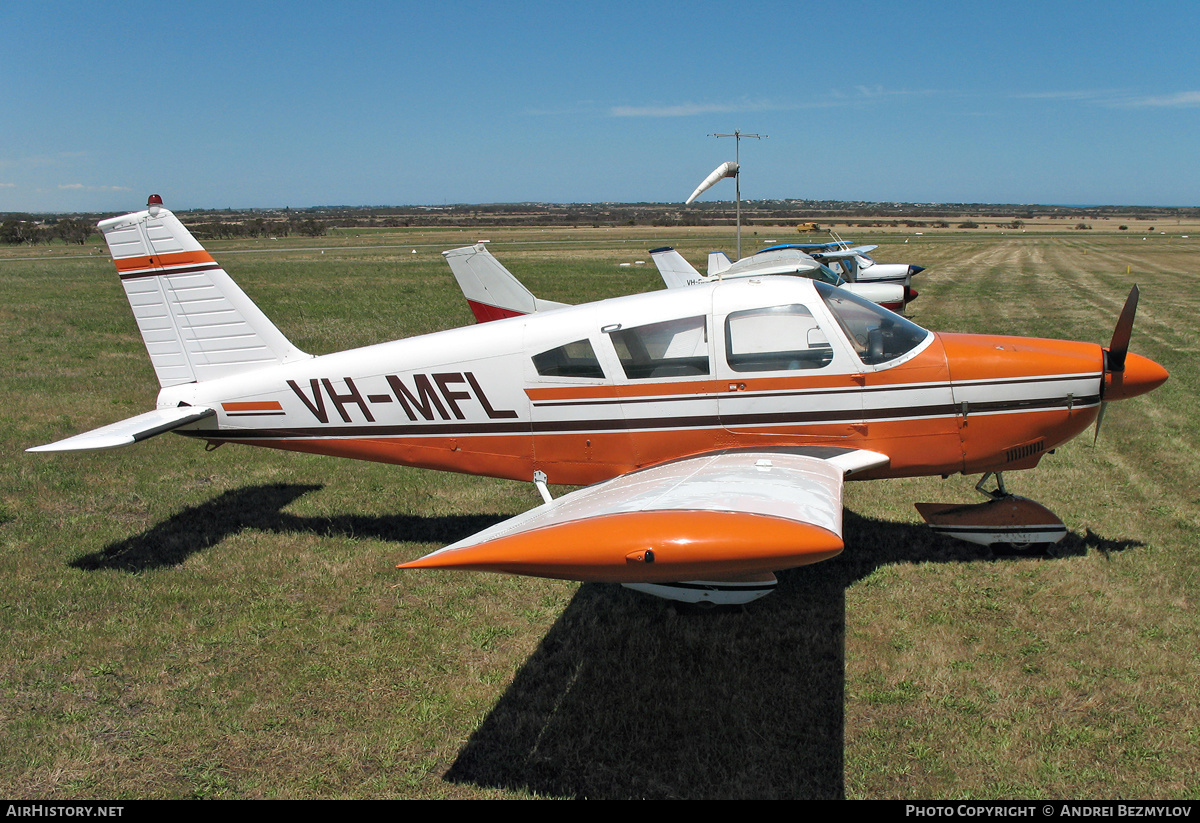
1093, 400, 1108, 446
1096, 284, 1140, 445
1107, 285, 1139, 373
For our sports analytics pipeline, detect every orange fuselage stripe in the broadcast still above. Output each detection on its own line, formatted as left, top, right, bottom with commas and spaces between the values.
222, 401, 284, 412
113, 250, 216, 273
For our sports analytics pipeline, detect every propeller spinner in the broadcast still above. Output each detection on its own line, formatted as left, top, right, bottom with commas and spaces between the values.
1094, 285, 1168, 442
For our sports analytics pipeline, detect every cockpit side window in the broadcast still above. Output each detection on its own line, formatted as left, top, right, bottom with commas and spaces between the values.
609, 316, 710, 379
816, 281, 929, 365
725, 304, 833, 372
532, 338, 605, 379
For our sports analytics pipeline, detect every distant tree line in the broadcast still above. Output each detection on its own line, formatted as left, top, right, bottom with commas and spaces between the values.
1, 217, 95, 245
5, 200, 1197, 245
188, 217, 326, 240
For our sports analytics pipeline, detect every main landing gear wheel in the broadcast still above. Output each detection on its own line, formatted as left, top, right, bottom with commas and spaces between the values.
915, 472, 1068, 549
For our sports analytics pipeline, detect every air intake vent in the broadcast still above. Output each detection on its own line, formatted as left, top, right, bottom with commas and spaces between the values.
1006, 440, 1045, 463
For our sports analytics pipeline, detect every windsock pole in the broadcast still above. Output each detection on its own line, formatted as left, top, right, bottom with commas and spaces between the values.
710, 131, 765, 259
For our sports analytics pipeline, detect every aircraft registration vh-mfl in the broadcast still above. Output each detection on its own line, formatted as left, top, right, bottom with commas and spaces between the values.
29, 196, 1169, 605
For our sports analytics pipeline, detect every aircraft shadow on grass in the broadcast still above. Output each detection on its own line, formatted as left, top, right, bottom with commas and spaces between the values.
69, 484, 1140, 798
68, 483, 509, 572
442, 514, 1139, 799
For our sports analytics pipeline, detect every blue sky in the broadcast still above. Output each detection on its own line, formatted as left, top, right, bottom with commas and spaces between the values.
3, 1, 1198, 212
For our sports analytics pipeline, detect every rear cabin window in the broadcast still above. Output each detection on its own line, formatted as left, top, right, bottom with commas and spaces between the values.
725, 304, 833, 372
609, 316, 710, 379
532, 338, 605, 379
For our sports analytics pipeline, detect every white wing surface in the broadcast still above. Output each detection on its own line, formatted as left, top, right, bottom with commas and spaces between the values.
810, 245, 878, 261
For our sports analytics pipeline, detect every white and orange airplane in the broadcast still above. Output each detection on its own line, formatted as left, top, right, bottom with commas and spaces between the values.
29, 196, 1168, 605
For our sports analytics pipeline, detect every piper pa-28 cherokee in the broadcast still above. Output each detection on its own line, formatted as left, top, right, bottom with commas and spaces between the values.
29, 196, 1168, 606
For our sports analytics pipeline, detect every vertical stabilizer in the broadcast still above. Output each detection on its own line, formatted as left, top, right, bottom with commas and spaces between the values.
707, 251, 733, 276
99, 196, 308, 387
443, 243, 569, 322
649, 247, 705, 289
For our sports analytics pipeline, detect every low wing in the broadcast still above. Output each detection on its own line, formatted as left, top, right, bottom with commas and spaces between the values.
27, 406, 215, 453
399, 447, 888, 583
649, 246, 705, 288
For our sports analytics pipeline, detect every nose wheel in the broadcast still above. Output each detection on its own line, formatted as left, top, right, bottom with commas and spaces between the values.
916, 472, 1067, 549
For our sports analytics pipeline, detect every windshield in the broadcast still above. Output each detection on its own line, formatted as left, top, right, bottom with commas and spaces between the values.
812, 264, 844, 286
815, 281, 930, 365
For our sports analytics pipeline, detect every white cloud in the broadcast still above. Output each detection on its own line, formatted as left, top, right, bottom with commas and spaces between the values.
1016, 89, 1118, 101
1018, 89, 1200, 109
57, 183, 132, 192
610, 100, 776, 118
610, 88, 938, 118
1108, 91, 1200, 109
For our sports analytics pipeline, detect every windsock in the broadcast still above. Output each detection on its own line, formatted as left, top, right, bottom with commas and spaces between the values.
686, 161, 739, 204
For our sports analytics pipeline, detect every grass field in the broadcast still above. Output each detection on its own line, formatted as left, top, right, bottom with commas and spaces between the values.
1, 225, 1197, 798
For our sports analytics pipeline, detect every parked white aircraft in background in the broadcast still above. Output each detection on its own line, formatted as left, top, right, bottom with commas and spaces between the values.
649, 246, 914, 312
446, 241, 912, 320
773, 240, 924, 296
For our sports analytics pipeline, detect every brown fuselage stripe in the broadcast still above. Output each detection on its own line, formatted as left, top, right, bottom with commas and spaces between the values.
178, 392, 1100, 441
118, 263, 223, 281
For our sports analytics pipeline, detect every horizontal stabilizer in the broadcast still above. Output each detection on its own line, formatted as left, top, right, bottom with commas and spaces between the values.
400, 448, 888, 582
27, 407, 215, 453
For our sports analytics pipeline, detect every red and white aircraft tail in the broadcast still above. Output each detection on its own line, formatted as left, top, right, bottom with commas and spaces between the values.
444, 243, 569, 322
